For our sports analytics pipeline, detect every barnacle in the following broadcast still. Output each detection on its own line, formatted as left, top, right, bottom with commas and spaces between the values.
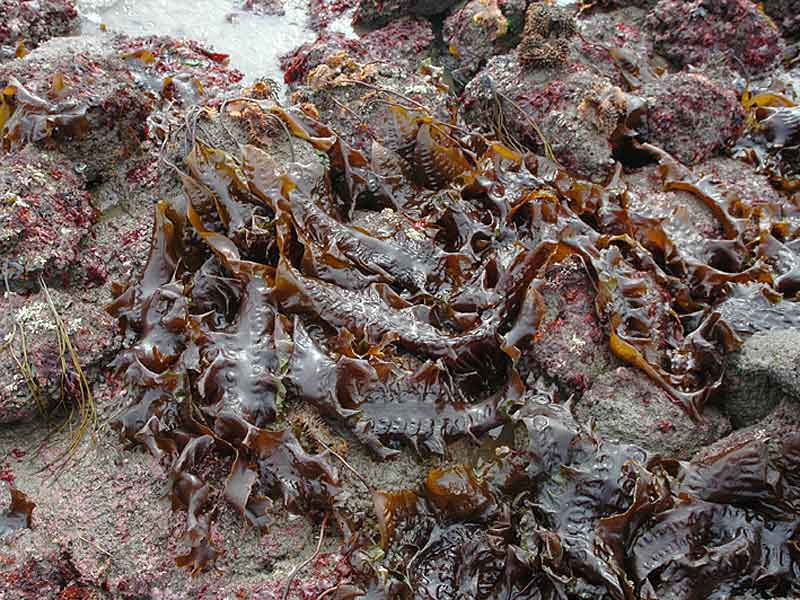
518, 3, 577, 69
111, 95, 800, 589
472, 0, 509, 40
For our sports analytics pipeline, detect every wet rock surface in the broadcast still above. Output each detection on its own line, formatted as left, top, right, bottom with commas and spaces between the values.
575, 366, 731, 458
0, 0, 78, 51
573, 5, 654, 85
762, 0, 800, 39
519, 257, 620, 395
361, 16, 435, 71
442, 0, 527, 82
0, 35, 152, 183
239, 0, 286, 15
646, 0, 784, 75
460, 55, 618, 181
0, 147, 94, 291
0, 288, 118, 425
722, 329, 800, 428
639, 72, 745, 165
284, 35, 451, 149
353, 0, 458, 27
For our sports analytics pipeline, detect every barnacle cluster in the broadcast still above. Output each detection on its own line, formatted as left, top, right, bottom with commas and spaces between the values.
518, 3, 576, 69
109, 97, 800, 595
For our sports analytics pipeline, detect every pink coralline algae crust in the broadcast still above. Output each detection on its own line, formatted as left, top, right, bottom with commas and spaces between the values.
518, 256, 620, 395
646, 0, 784, 74
361, 17, 435, 70
640, 72, 745, 166
442, 0, 528, 81
308, 0, 358, 30
116, 35, 245, 96
240, 0, 286, 16
460, 55, 618, 182
0, 0, 79, 49
0, 147, 94, 290
761, 0, 800, 38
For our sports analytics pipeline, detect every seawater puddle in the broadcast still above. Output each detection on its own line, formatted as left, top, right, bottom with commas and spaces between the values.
75, 0, 355, 84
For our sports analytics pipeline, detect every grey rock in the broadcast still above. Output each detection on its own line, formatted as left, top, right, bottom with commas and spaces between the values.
575, 366, 731, 458
692, 398, 799, 470
761, 0, 800, 38
721, 329, 800, 428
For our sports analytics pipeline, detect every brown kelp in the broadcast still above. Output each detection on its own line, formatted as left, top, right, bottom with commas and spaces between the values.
0, 487, 35, 537
109, 95, 800, 590
351, 383, 800, 599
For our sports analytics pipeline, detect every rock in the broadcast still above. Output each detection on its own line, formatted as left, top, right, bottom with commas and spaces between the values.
281, 32, 370, 87
622, 164, 722, 265
308, 0, 359, 30
361, 16, 435, 71
762, 0, 800, 39
573, 4, 655, 85
639, 72, 745, 165
238, 0, 285, 15
575, 366, 731, 458
285, 37, 452, 150
519, 256, 620, 396
0, 35, 152, 184
0, 147, 94, 291
460, 53, 618, 181
0, 289, 119, 424
692, 398, 798, 470
592, 0, 658, 6
460, 15, 744, 174
621, 157, 783, 266
721, 329, 800, 428
692, 156, 789, 205
645, 0, 784, 76
353, 0, 458, 27
1, 33, 243, 184
442, 0, 528, 83
0, 0, 78, 50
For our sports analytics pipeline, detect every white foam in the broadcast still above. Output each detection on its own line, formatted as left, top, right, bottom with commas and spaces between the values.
76, 0, 317, 84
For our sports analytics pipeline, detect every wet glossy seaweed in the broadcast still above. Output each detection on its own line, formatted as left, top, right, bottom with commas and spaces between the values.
0, 487, 35, 538
109, 98, 800, 589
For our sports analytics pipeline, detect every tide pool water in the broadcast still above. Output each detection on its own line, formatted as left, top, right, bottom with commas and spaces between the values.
76, 0, 355, 83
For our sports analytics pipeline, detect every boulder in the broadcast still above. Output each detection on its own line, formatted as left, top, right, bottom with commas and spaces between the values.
353, 0, 458, 27
639, 72, 745, 165
0, 0, 78, 50
0, 147, 94, 291
460, 53, 618, 182
576, 366, 731, 458
646, 0, 784, 76
0, 289, 119, 424
442, 0, 528, 82
519, 256, 620, 396
721, 329, 800, 428
761, 0, 800, 39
